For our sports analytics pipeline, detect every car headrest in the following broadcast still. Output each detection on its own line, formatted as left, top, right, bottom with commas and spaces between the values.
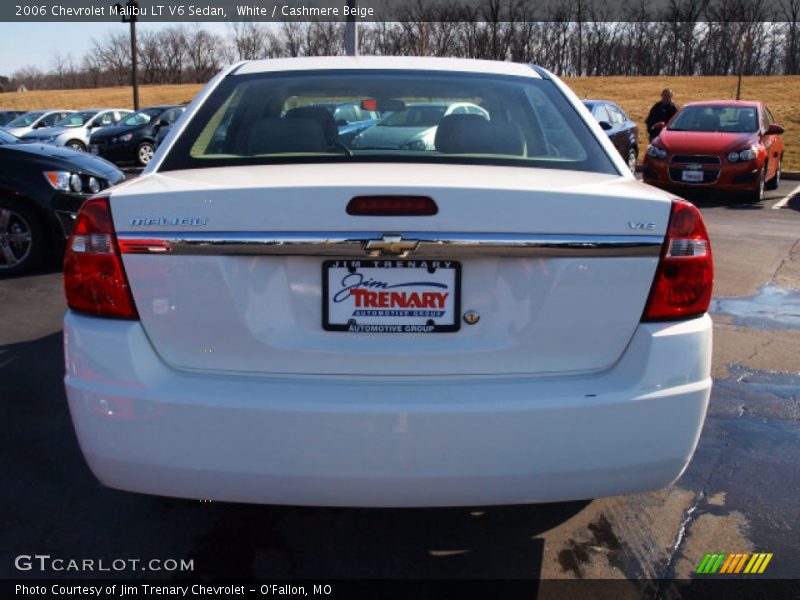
435, 114, 525, 156
247, 118, 326, 155
697, 113, 719, 131
284, 107, 339, 146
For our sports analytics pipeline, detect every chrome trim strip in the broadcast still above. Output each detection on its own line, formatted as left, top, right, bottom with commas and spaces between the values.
117, 232, 663, 257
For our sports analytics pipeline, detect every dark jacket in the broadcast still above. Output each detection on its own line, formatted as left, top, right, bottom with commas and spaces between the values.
646, 101, 678, 141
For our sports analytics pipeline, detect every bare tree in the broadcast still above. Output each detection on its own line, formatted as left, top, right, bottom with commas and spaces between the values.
89, 33, 131, 86
185, 25, 223, 83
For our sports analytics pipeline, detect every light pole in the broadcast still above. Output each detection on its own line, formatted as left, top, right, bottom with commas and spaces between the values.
116, 0, 139, 110
345, 0, 358, 56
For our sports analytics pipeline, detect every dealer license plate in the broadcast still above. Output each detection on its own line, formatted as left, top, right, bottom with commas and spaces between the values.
323, 259, 461, 333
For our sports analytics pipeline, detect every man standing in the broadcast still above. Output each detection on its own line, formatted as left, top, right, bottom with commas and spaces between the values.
646, 89, 678, 141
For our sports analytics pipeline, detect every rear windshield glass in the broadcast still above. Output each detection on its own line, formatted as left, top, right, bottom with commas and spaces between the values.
669, 106, 759, 133
159, 70, 618, 175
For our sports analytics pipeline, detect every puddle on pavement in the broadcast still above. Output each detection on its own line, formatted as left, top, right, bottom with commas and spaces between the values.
711, 285, 800, 329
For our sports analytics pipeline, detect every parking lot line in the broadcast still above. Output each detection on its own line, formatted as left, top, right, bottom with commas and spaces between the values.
772, 182, 800, 209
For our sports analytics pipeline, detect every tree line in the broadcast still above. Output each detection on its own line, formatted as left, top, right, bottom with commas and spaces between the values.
3, 0, 800, 92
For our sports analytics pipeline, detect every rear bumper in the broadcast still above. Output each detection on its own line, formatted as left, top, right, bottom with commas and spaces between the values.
64, 312, 712, 507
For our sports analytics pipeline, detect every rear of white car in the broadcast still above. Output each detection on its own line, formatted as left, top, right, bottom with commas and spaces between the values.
63, 57, 713, 506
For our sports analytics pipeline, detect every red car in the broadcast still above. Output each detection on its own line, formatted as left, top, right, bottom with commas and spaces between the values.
643, 100, 784, 202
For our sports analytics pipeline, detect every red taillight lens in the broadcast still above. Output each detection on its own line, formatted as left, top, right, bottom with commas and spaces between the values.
347, 196, 438, 216
64, 197, 138, 319
642, 199, 713, 321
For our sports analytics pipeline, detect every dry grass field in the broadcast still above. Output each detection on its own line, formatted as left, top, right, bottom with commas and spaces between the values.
1, 76, 798, 170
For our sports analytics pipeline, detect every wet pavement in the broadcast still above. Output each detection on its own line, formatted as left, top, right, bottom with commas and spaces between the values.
712, 285, 800, 329
1, 178, 798, 591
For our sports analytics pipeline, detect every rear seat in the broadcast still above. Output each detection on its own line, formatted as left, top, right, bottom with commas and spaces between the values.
435, 114, 525, 156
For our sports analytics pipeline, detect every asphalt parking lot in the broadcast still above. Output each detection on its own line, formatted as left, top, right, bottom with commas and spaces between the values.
1, 178, 798, 592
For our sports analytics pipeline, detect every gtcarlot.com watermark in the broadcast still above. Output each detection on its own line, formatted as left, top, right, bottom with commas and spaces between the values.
14, 554, 194, 573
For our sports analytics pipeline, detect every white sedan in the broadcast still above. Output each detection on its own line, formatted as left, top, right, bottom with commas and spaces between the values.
20, 108, 132, 151
62, 57, 713, 507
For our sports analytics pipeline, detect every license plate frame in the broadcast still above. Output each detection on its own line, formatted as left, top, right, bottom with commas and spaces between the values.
322, 259, 461, 333
681, 169, 704, 183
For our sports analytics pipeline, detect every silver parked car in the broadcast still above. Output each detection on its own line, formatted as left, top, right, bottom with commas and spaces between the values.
20, 108, 132, 151
2, 109, 75, 137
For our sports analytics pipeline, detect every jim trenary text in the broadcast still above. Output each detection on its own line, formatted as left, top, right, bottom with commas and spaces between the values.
16, 584, 333, 596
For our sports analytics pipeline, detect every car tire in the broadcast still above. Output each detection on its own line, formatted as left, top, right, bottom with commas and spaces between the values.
136, 141, 155, 166
627, 148, 637, 174
66, 139, 86, 151
747, 166, 766, 203
765, 157, 781, 191
0, 198, 45, 277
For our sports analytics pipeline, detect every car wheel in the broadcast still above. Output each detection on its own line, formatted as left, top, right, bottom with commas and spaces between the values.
66, 139, 86, 151
747, 166, 766, 203
627, 148, 637, 174
0, 199, 45, 277
765, 157, 781, 191
136, 142, 155, 166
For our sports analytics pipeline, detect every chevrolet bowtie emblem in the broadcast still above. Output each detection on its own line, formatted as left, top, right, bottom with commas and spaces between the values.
364, 235, 420, 257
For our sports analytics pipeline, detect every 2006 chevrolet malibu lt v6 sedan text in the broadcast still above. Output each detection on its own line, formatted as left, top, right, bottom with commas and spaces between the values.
62, 57, 713, 507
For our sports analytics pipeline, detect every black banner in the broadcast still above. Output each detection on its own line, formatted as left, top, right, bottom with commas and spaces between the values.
1, 0, 796, 23
4, 579, 800, 600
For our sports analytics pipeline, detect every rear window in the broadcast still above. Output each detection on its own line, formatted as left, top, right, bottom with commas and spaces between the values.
159, 70, 618, 175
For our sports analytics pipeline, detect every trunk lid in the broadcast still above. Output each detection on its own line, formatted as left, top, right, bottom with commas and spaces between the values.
112, 163, 671, 376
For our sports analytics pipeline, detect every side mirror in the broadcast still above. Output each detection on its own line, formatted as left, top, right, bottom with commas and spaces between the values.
653, 121, 666, 133
335, 119, 348, 127
598, 121, 612, 131
766, 123, 784, 135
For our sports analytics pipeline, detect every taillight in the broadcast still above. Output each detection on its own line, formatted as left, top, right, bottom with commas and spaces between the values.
642, 200, 713, 321
64, 197, 138, 319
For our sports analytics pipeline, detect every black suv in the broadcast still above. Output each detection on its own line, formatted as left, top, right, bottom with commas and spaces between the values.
89, 105, 183, 167
0, 129, 124, 275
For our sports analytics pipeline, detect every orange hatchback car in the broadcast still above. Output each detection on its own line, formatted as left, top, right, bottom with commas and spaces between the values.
643, 101, 784, 202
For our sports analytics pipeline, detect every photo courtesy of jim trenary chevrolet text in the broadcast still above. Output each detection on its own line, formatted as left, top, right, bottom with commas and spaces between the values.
1, 0, 799, 598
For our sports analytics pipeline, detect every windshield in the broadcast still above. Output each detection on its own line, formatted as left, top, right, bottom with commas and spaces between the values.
0, 129, 18, 144
56, 110, 99, 128
6, 111, 44, 127
121, 108, 163, 127
160, 70, 618, 175
669, 105, 759, 133
378, 105, 448, 127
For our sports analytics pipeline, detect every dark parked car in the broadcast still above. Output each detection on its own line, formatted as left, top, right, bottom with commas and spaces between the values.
0, 111, 26, 126
583, 100, 639, 173
153, 106, 187, 150
89, 105, 183, 166
312, 102, 383, 144
0, 128, 124, 275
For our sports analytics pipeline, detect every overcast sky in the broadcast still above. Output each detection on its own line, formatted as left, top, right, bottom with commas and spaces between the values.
0, 22, 231, 77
